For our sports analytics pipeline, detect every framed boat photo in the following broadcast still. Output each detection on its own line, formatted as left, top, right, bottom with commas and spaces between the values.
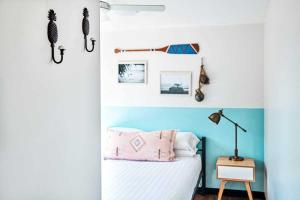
160, 71, 192, 95
118, 61, 147, 84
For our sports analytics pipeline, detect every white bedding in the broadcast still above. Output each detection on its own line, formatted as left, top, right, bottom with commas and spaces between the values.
102, 155, 202, 200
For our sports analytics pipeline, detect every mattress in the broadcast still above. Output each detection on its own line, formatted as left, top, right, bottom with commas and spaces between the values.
102, 155, 202, 200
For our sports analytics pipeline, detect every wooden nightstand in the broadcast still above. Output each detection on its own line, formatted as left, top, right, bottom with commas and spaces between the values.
216, 156, 255, 200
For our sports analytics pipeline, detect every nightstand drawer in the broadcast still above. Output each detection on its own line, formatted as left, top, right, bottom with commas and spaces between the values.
217, 166, 254, 181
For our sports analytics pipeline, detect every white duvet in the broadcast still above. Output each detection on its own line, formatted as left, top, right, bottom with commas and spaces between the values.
102, 155, 202, 200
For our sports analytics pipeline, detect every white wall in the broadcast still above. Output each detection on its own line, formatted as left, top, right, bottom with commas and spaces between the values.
101, 24, 264, 108
264, 0, 300, 199
0, 1, 101, 200
101, 0, 268, 30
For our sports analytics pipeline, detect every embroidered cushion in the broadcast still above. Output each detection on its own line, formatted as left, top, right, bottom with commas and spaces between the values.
104, 129, 176, 161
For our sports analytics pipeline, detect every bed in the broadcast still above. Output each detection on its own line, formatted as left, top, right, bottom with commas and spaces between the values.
102, 137, 206, 200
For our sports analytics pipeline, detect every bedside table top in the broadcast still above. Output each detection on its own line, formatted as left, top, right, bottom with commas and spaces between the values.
217, 156, 255, 168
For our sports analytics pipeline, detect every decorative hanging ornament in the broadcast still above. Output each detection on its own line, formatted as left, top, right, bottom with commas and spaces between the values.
195, 88, 205, 102
200, 64, 210, 84
195, 57, 210, 102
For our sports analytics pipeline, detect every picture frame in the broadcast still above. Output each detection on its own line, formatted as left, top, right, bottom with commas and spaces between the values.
118, 61, 148, 84
160, 71, 192, 95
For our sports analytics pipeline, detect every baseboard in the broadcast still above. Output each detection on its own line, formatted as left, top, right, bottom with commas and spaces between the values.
197, 187, 266, 199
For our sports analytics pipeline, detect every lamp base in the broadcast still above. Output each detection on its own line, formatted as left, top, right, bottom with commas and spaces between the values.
229, 156, 244, 161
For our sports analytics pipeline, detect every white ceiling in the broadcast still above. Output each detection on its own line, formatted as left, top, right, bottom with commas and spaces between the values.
101, 0, 269, 30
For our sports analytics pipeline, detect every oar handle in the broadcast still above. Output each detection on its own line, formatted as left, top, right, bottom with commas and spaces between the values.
114, 48, 151, 53
114, 46, 168, 54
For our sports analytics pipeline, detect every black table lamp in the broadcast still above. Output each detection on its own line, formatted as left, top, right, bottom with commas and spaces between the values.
208, 109, 247, 161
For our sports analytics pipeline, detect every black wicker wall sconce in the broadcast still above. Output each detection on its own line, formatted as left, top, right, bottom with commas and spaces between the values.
47, 9, 65, 64
82, 8, 96, 52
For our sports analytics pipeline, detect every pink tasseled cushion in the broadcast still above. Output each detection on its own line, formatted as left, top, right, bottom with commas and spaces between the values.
104, 129, 176, 162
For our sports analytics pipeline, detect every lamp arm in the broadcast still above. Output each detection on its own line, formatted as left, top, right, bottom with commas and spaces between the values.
221, 114, 247, 132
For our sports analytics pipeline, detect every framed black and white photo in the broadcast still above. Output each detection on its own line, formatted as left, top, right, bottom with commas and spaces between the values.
118, 61, 147, 84
160, 71, 192, 95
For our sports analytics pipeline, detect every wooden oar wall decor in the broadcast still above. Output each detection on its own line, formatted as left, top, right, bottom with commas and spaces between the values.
114, 43, 200, 55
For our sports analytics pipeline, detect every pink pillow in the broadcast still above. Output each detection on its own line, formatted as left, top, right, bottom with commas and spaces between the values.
104, 129, 176, 161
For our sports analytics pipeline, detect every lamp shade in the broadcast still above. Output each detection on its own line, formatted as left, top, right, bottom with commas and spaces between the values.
208, 111, 221, 124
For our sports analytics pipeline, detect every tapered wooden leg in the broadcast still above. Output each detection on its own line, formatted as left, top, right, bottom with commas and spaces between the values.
245, 182, 253, 200
217, 180, 226, 200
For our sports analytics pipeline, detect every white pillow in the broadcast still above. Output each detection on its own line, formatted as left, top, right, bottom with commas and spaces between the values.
108, 127, 143, 132
174, 132, 200, 152
175, 149, 197, 157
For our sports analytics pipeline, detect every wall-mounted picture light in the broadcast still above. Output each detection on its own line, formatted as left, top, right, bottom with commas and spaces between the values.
82, 8, 96, 52
47, 9, 65, 64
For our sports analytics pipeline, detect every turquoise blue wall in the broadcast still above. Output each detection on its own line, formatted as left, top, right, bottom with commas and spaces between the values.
102, 106, 264, 192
